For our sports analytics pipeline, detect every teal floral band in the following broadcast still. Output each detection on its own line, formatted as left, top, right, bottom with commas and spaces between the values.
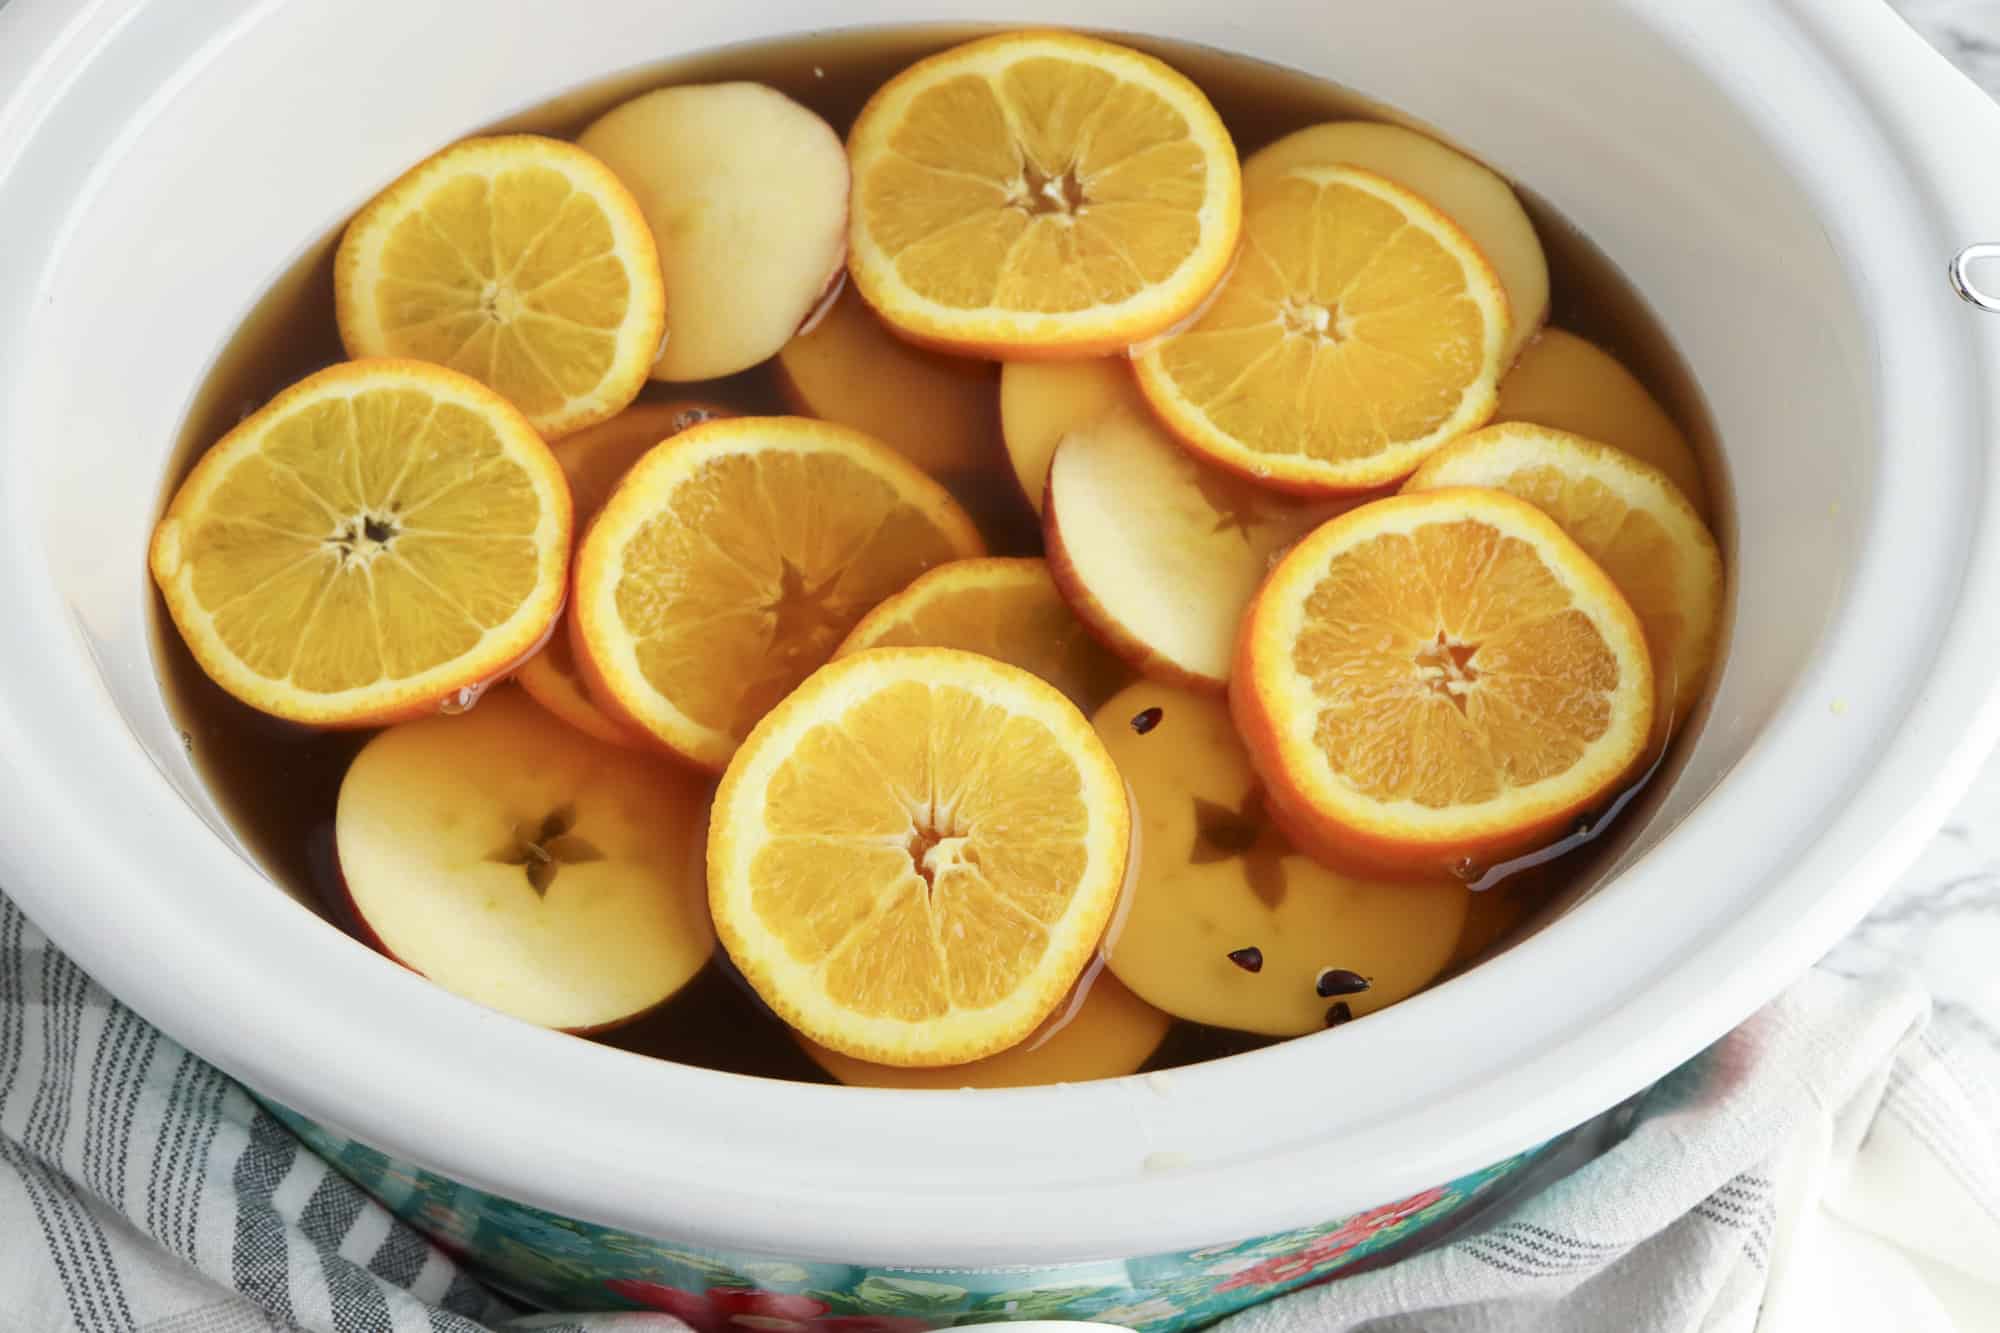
268, 1102, 1536, 1330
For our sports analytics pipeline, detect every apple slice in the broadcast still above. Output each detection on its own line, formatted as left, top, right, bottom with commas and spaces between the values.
799, 969, 1170, 1089
1244, 120, 1549, 365
1044, 408, 1344, 690
336, 688, 713, 1032
578, 83, 849, 382
998, 358, 1150, 514
1094, 681, 1469, 1036
775, 284, 999, 477
516, 400, 732, 748
834, 557, 1129, 712
1494, 328, 1710, 519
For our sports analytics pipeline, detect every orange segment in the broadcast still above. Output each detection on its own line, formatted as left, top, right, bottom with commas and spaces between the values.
1134, 164, 1509, 494
150, 360, 570, 728
1494, 329, 1711, 519
514, 401, 730, 746
834, 557, 1126, 711
334, 135, 667, 439
1231, 488, 1653, 876
798, 970, 1169, 1088
1403, 423, 1723, 739
571, 416, 984, 771
845, 31, 1242, 357
708, 647, 1131, 1066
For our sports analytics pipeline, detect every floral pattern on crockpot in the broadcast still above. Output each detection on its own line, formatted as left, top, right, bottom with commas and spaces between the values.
263, 1100, 1535, 1330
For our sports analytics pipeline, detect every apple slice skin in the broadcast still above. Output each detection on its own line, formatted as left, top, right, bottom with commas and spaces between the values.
1043, 409, 1348, 692
579, 82, 849, 382
998, 358, 1150, 515
336, 687, 714, 1034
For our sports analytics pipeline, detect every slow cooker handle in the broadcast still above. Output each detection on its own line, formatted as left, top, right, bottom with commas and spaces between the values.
1951, 244, 2000, 312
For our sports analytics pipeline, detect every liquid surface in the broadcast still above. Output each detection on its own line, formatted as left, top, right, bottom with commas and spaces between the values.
153, 24, 1726, 1083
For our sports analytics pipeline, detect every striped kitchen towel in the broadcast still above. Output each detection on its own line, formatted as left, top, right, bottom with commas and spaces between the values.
7, 876, 2000, 1333
0, 892, 687, 1333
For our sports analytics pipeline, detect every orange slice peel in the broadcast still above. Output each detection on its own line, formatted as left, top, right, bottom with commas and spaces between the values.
845, 30, 1243, 358
334, 135, 666, 439
150, 359, 571, 728
571, 415, 984, 772
1231, 487, 1653, 877
1134, 163, 1509, 495
708, 647, 1131, 1067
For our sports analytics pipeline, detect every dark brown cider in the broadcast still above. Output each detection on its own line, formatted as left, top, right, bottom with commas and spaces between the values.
153, 25, 1727, 1083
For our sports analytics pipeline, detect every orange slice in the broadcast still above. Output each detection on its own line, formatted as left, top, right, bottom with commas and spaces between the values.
1495, 329, 1710, 519
1095, 682, 1468, 1035
798, 970, 1169, 1088
1403, 422, 1723, 739
571, 416, 984, 772
1134, 164, 1509, 495
708, 647, 1131, 1066
834, 557, 1127, 711
1232, 488, 1653, 877
845, 30, 1242, 358
150, 360, 570, 728
513, 401, 731, 747
1242, 121, 1549, 364
335, 135, 667, 439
